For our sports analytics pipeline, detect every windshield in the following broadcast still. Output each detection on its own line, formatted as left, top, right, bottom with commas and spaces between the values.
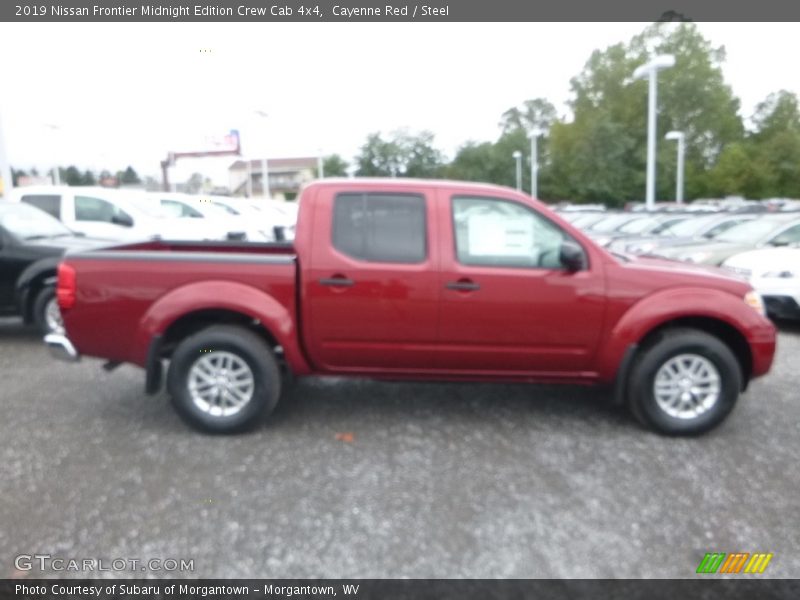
0, 203, 74, 239
715, 219, 784, 244
617, 217, 660, 234
661, 217, 713, 237
212, 201, 241, 215
589, 214, 638, 233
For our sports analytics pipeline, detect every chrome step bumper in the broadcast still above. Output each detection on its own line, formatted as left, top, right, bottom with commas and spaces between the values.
44, 334, 81, 362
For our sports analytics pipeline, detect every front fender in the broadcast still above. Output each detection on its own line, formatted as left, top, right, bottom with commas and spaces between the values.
597, 286, 775, 382
131, 280, 310, 374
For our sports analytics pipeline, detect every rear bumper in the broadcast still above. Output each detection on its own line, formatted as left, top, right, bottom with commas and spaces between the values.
44, 334, 81, 362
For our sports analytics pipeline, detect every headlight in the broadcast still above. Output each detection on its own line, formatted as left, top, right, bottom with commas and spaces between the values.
762, 270, 797, 279
744, 291, 766, 316
680, 251, 710, 264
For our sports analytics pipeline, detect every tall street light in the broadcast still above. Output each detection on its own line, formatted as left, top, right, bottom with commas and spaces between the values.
512, 150, 522, 191
530, 129, 543, 198
633, 54, 675, 211
665, 130, 685, 204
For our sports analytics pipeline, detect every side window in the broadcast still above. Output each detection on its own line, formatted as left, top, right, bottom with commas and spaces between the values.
21, 194, 61, 219
770, 224, 800, 246
332, 193, 426, 263
75, 196, 133, 226
160, 200, 202, 218
452, 196, 568, 269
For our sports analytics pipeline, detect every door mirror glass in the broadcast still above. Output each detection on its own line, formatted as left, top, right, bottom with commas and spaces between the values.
560, 240, 587, 272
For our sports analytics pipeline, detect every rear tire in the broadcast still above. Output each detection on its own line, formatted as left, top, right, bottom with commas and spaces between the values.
32, 286, 64, 335
627, 328, 742, 436
167, 325, 281, 433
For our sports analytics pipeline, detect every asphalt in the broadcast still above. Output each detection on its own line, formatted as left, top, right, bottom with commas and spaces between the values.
1, 317, 799, 579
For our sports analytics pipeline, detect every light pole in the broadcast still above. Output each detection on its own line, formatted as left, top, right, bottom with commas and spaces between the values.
665, 130, 685, 204
254, 110, 270, 199
0, 110, 12, 197
633, 54, 675, 211
512, 150, 522, 191
317, 149, 324, 179
530, 129, 543, 198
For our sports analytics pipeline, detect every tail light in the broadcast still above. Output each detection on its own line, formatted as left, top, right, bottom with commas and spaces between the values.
56, 262, 76, 310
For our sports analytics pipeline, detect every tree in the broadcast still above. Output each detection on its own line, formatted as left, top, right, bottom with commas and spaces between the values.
63, 166, 83, 186
354, 130, 445, 178
553, 22, 744, 202
322, 154, 349, 177
185, 173, 203, 194
499, 98, 557, 136
81, 170, 96, 186
119, 166, 141, 185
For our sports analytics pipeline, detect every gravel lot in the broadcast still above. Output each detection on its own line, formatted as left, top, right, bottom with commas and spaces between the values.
1, 317, 798, 579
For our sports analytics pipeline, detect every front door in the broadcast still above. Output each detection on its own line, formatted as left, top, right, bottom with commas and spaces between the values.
436, 193, 606, 375
304, 187, 440, 373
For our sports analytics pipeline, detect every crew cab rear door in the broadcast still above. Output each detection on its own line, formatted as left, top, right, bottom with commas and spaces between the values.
303, 185, 440, 372
435, 190, 606, 375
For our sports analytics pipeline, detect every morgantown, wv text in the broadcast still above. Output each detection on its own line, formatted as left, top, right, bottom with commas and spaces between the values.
16, 583, 360, 597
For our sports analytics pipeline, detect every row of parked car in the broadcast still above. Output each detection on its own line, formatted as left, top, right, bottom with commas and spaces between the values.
557, 208, 800, 321
0, 186, 299, 335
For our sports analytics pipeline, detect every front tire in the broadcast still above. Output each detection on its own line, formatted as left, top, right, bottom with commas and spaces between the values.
628, 328, 743, 436
32, 286, 64, 335
167, 325, 281, 433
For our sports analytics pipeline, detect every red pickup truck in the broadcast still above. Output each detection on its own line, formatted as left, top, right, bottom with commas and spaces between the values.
46, 179, 776, 435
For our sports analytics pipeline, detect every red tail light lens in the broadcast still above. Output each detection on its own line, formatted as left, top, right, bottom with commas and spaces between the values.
56, 262, 76, 310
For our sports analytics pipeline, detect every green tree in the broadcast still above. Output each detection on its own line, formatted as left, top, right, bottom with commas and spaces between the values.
499, 98, 557, 135
322, 154, 349, 177
63, 166, 83, 186
81, 170, 96, 186
119, 166, 141, 185
354, 130, 445, 178
747, 91, 800, 198
554, 22, 744, 203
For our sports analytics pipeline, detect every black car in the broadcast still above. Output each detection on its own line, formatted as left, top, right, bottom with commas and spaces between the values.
0, 202, 105, 334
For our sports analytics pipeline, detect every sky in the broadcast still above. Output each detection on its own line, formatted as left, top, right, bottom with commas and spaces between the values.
1, 22, 799, 188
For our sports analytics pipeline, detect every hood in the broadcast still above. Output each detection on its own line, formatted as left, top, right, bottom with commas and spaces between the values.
724, 247, 800, 274
653, 240, 753, 264
613, 254, 752, 297
23, 234, 111, 253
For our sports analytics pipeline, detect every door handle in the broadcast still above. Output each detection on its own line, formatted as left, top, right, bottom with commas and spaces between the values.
445, 279, 480, 292
319, 275, 355, 287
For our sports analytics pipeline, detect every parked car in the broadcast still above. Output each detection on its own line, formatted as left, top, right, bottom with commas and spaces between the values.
9, 186, 224, 242
608, 214, 755, 256
723, 247, 800, 320
0, 202, 106, 334
587, 213, 689, 247
45, 178, 775, 436
205, 197, 296, 242
151, 193, 265, 242
655, 214, 800, 265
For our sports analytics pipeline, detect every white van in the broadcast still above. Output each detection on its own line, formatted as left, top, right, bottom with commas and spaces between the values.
8, 186, 224, 242
149, 192, 265, 241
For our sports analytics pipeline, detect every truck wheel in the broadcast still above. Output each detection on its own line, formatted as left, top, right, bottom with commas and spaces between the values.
166, 325, 281, 433
627, 328, 742, 436
33, 286, 64, 335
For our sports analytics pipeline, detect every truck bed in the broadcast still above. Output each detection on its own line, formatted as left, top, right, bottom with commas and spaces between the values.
60, 239, 299, 368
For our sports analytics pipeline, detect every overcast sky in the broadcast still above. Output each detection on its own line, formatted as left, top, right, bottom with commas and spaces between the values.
0, 22, 798, 186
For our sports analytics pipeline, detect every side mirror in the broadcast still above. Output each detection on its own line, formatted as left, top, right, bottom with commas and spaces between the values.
111, 213, 134, 228
560, 240, 587, 272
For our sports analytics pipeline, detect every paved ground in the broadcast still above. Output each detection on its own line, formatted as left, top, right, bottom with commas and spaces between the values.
1, 317, 798, 579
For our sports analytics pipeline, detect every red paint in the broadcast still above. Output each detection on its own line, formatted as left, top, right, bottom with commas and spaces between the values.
58, 179, 776, 388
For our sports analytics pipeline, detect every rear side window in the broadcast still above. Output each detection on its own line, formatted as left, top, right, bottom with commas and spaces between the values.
21, 194, 60, 219
332, 193, 426, 263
